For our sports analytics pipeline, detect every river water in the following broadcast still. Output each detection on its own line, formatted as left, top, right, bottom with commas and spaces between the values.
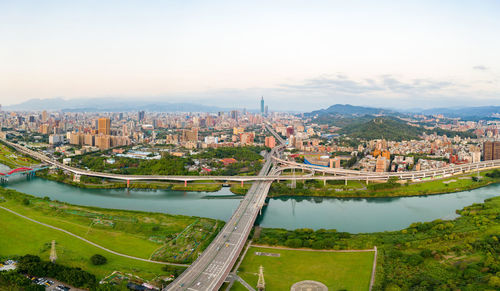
2, 165, 499, 233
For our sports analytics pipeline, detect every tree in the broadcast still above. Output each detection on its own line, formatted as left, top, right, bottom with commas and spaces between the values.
90, 254, 107, 265
22, 198, 30, 205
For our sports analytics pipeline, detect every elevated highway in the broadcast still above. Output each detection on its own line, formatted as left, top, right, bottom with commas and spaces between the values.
273, 156, 500, 181
3, 138, 500, 183
4, 128, 500, 290
165, 146, 283, 290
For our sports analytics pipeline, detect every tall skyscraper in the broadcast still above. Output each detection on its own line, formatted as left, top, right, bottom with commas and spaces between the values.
138, 111, 145, 121
483, 141, 500, 160
98, 117, 111, 135
260, 97, 264, 114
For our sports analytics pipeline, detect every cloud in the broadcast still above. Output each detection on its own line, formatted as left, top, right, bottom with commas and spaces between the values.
473, 65, 489, 71
278, 74, 454, 97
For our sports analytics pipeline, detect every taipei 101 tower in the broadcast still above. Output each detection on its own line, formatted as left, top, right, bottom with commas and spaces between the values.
260, 96, 264, 115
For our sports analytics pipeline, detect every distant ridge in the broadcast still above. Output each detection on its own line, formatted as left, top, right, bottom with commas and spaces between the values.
306, 104, 396, 117
5, 97, 232, 112
414, 106, 500, 118
306, 104, 500, 119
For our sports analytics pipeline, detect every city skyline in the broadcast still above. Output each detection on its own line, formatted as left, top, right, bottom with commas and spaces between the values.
2, 0, 500, 110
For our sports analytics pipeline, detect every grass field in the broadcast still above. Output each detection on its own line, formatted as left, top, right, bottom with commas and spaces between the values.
0, 187, 221, 264
0, 143, 38, 169
0, 205, 168, 280
266, 169, 500, 198
234, 247, 374, 291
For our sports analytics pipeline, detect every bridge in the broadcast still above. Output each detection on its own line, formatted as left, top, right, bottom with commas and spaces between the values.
164, 145, 284, 291
0, 166, 46, 182
3, 137, 500, 184
3, 128, 500, 291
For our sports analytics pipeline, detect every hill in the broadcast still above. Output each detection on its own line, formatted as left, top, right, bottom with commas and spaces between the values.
339, 117, 422, 141
307, 104, 396, 117
415, 106, 500, 119
339, 117, 475, 141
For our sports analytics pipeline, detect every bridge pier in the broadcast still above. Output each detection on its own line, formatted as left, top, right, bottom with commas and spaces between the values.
184, 180, 187, 187
241, 180, 244, 187
127, 179, 130, 188
345, 178, 347, 186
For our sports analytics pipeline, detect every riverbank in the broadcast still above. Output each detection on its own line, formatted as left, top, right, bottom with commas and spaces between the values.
231, 169, 500, 199
0, 187, 222, 266
0, 143, 38, 169
35, 169, 223, 192
252, 195, 500, 290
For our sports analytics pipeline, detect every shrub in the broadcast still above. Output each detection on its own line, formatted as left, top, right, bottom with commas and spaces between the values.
90, 254, 107, 265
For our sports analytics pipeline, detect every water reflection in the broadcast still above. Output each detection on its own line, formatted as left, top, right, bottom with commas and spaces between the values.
3, 175, 499, 233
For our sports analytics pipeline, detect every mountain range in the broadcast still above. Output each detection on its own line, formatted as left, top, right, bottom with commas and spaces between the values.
307, 104, 500, 119
5, 98, 500, 119
4, 98, 231, 113
306, 104, 396, 117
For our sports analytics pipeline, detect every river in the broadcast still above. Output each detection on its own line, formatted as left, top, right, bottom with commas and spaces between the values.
2, 167, 499, 233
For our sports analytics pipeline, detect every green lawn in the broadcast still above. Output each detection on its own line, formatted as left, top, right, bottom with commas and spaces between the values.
234, 247, 374, 291
269, 169, 500, 198
0, 206, 168, 280
0, 143, 38, 168
0, 187, 220, 264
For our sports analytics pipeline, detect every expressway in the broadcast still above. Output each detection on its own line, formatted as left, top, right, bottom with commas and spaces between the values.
3, 137, 500, 183
4, 127, 500, 291
165, 146, 283, 291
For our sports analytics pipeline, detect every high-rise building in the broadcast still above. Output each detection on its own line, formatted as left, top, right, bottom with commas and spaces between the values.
230, 110, 238, 120
265, 136, 276, 148
138, 111, 145, 121
183, 128, 198, 142
98, 118, 111, 135
264, 105, 268, 116
483, 141, 500, 160
260, 97, 264, 114
42, 110, 48, 122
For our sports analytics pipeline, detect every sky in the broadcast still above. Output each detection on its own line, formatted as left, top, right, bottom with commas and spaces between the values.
1, 0, 500, 111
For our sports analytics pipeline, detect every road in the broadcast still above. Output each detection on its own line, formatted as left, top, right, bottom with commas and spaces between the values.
3, 138, 500, 183
164, 146, 282, 290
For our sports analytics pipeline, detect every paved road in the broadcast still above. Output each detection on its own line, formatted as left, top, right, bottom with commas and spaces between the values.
0, 206, 188, 267
3, 138, 500, 183
164, 146, 282, 291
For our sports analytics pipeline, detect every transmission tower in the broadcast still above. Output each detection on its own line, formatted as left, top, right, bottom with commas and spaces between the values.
257, 265, 265, 291
50, 240, 57, 263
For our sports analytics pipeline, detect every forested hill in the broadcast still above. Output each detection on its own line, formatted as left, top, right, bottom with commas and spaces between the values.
307, 104, 396, 117
339, 117, 475, 141
339, 117, 421, 141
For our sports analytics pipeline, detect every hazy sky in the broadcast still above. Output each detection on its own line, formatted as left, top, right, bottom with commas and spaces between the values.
1, 0, 500, 111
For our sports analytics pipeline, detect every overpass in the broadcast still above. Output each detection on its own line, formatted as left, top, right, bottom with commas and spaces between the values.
273, 156, 500, 181
4, 128, 500, 290
165, 145, 284, 290
4, 137, 500, 183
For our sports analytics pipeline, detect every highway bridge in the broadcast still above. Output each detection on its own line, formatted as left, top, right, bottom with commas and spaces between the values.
2, 138, 500, 184
4, 128, 500, 291
165, 145, 284, 290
